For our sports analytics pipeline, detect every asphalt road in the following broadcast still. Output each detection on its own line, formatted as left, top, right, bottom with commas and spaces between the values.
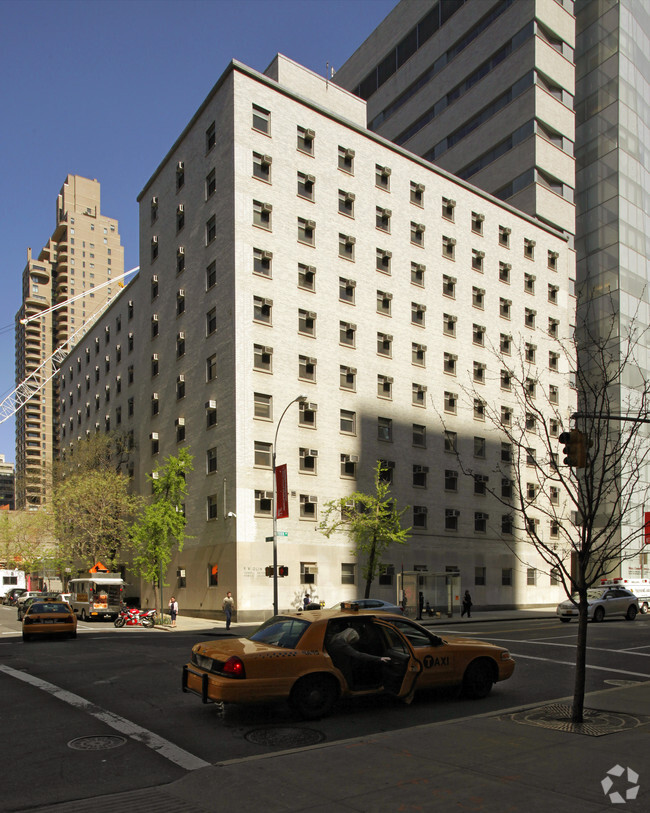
2, 606, 650, 812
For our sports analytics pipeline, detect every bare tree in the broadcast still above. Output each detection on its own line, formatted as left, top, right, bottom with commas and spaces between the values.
443, 301, 650, 722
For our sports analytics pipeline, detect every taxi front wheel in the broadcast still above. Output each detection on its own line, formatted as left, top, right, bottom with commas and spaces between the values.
291, 675, 338, 720
462, 660, 494, 699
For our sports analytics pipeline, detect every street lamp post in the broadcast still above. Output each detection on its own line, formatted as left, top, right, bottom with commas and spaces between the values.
272, 394, 307, 616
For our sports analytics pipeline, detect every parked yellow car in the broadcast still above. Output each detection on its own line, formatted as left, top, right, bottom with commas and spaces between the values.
22, 601, 78, 641
182, 607, 514, 718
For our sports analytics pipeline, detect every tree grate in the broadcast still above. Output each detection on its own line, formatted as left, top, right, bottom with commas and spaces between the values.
507, 704, 650, 737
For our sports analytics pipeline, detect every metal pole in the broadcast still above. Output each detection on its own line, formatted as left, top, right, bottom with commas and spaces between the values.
272, 395, 307, 616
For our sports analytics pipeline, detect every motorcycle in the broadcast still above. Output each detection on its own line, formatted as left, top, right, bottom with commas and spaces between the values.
114, 606, 156, 628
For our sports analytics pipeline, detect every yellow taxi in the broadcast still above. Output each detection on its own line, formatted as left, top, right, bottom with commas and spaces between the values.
182, 605, 515, 718
22, 600, 78, 641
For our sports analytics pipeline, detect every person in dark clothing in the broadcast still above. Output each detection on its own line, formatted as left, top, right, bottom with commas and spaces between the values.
328, 627, 390, 690
417, 592, 424, 620
461, 590, 473, 618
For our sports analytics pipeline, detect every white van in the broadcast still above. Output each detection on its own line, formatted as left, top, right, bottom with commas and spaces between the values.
68, 573, 124, 621
600, 578, 650, 614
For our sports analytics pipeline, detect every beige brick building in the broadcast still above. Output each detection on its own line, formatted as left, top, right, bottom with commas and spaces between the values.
15, 175, 124, 508
60, 56, 574, 620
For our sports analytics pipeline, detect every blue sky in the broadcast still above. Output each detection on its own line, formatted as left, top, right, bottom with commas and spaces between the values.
0, 0, 396, 463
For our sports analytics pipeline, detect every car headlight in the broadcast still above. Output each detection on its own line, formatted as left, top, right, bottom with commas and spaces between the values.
500, 650, 511, 661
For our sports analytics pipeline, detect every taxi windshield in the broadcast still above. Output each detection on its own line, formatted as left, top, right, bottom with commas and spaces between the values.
249, 616, 310, 649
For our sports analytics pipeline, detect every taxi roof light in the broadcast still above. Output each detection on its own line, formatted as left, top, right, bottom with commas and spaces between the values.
339, 601, 360, 611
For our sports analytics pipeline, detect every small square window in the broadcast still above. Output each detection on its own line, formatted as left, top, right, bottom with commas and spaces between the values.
442, 197, 455, 221
548, 250, 559, 270
206, 168, 216, 198
412, 342, 426, 366
445, 509, 459, 531
444, 391, 457, 414
378, 374, 393, 399
499, 262, 511, 283
412, 383, 426, 406
378, 416, 392, 442
298, 217, 315, 245
206, 216, 216, 244
338, 145, 354, 173
376, 248, 392, 274
206, 261, 217, 289
524, 273, 535, 294
253, 248, 272, 277
339, 189, 355, 217
254, 392, 272, 420
299, 308, 316, 336
524, 238, 536, 259
339, 235, 356, 261
411, 221, 425, 246
376, 163, 391, 190
206, 308, 217, 335
413, 505, 428, 528
413, 424, 427, 448
299, 355, 316, 381
340, 321, 356, 347
298, 263, 315, 291
444, 352, 457, 375
473, 324, 485, 346
340, 409, 356, 434
377, 332, 392, 356
339, 276, 356, 302
472, 287, 485, 309
253, 151, 272, 182
207, 494, 218, 520
297, 171, 315, 201
297, 125, 314, 154
525, 308, 536, 329
207, 447, 218, 473
410, 181, 425, 206
499, 225, 511, 248
411, 302, 426, 326
253, 295, 272, 324
376, 206, 391, 232
442, 235, 456, 260
252, 104, 270, 134
254, 344, 273, 372
442, 275, 456, 298
411, 262, 425, 286
500, 298, 511, 319
548, 284, 559, 304
253, 200, 272, 230
471, 211, 484, 234
340, 365, 356, 391
254, 441, 272, 468
444, 431, 457, 454
377, 290, 392, 315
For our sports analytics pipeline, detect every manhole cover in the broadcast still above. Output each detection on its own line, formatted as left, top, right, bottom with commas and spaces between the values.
68, 735, 127, 751
245, 727, 325, 748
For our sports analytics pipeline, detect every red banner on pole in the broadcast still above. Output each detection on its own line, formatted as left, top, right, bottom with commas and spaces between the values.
276, 464, 289, 519
645, 512, 650, 545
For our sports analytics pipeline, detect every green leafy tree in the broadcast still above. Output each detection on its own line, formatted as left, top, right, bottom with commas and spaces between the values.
129, 448, 193, 614
318, 461, 411, 597
0, 509, 54, 576
51, 433, 141, 569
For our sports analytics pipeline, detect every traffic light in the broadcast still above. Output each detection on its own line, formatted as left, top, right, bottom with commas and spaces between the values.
265, 566, 275, 577
558, 429, 588, 467
278, 565, 289, 577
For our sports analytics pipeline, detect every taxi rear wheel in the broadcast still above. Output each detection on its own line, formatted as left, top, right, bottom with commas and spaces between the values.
593, 606, 605, 622
462, 660, 494, 699
290, 675, 338, 720
626, 605, 637, 621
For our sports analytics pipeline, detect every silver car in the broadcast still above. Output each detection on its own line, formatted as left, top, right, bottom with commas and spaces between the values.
557, 587, 639, 623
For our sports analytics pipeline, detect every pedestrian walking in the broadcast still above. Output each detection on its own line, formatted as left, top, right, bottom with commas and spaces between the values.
223, 591, 235, 629
168, 596, 179, 627
303, 593, 311, 610
461, 590, 473, 618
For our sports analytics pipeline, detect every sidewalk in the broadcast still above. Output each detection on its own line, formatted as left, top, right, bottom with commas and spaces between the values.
33, 608, 645, 812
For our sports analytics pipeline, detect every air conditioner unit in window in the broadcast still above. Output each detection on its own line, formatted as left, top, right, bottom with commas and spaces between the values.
263, 298, 272, 307
151, 236, 158, 244
306, 402, 317, 411
383, 250, 392, 259
305, 311, 316, 320
382, 208, 392, 218
346, 237, 356, 246
205, 400, 217, 409
262, 154, 272, 165
263, 491, 273, 499
177, 204, 184, 213
152, 393, 159, 400
178, 289, 185, 298
385, 292, 393, 300
349, 454, 359, 463
262, 346, 273, 355
152, 354, 159, 361
307, 495, 318, 503
177, 332, 185, 340
309, 450, 318, 457
261, 250, 273, 260
152, 196, 158, 205
305, 220, 316, 230
177, 161, 184, 171
177, 247, 185, 256
150, 432, 158, 440
307, 357, 317, 365
345, 192, 355, 202
476, 251, 485, 259
415, 183, 426, 193
382, 166, 392, 176
344, 148, 355, 159
175, 418, 185, 426
261, 202, 272, 213
305, 128, 315, 140
177, 375, 185, 383
305, 174, 315, 184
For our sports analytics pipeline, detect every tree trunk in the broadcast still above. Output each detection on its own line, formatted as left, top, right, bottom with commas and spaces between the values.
364, 534, 378, 598
571, 593, 589, 723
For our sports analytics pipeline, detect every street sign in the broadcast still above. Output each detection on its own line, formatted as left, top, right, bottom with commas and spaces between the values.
278, 531, 288, 537
265, 536, 273, 542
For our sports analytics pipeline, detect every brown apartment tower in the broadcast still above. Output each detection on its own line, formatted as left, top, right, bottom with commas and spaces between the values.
14, 175, 124, 508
